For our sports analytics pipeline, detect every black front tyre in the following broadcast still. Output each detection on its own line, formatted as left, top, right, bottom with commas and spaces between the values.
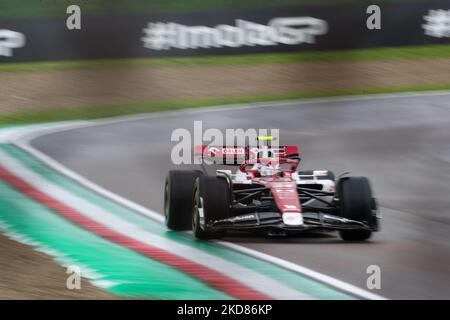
192, 176, 230, 239
164, 170, 203, 231
337, 176, 376, 241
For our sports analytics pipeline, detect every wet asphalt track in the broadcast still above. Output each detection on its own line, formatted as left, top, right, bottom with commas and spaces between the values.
33, 92, 450, 299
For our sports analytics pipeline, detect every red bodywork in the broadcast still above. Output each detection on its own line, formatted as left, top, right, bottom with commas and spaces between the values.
239, 157, 303, 219
196, 145, 304, 224
194, 145, 299, 163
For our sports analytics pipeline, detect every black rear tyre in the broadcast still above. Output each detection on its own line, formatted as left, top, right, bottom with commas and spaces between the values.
164, 170, 203, 231
337, 177, 376, 241
193, 176, 230, 239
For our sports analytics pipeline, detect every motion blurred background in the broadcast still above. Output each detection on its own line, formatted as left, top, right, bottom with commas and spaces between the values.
1, 0, 449, 123
0, 0, 449, 299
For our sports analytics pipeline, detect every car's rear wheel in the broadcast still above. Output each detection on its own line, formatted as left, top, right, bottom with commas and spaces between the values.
336, 176, 376, 241
193, 176, 230, 239
164, 170, 203, 231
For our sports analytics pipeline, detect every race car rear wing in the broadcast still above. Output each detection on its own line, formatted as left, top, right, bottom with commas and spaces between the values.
194, 145, 299, 165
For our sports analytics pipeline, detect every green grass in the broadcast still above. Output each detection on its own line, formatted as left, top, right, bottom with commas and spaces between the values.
1, 0, 422, 19
1, 83, 449, 125
2, 44, 450, 73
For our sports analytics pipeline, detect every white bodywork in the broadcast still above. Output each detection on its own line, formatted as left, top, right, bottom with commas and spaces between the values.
216, 169, 336, 214
216, 169, 335, 191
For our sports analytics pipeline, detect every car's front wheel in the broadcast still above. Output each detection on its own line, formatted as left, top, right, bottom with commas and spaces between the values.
336, 176, 377, 241
192, 176, 230, 239
164, 170, 203, 231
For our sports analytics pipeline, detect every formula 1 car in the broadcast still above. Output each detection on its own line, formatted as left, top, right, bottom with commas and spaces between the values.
164, 145, 379, 241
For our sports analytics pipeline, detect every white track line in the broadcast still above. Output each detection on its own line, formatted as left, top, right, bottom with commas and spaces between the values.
9, 91, 434, 300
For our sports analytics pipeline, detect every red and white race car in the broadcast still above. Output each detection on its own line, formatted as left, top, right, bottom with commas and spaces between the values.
164, 145, 379, 241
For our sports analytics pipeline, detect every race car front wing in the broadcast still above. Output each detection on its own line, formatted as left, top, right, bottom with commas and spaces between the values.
209, 211, 376, 234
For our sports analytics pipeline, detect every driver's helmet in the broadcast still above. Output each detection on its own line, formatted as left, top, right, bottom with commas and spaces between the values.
257, 162, 279, 177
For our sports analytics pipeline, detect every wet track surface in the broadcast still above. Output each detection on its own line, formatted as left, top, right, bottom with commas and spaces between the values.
33, 93, 450, 299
